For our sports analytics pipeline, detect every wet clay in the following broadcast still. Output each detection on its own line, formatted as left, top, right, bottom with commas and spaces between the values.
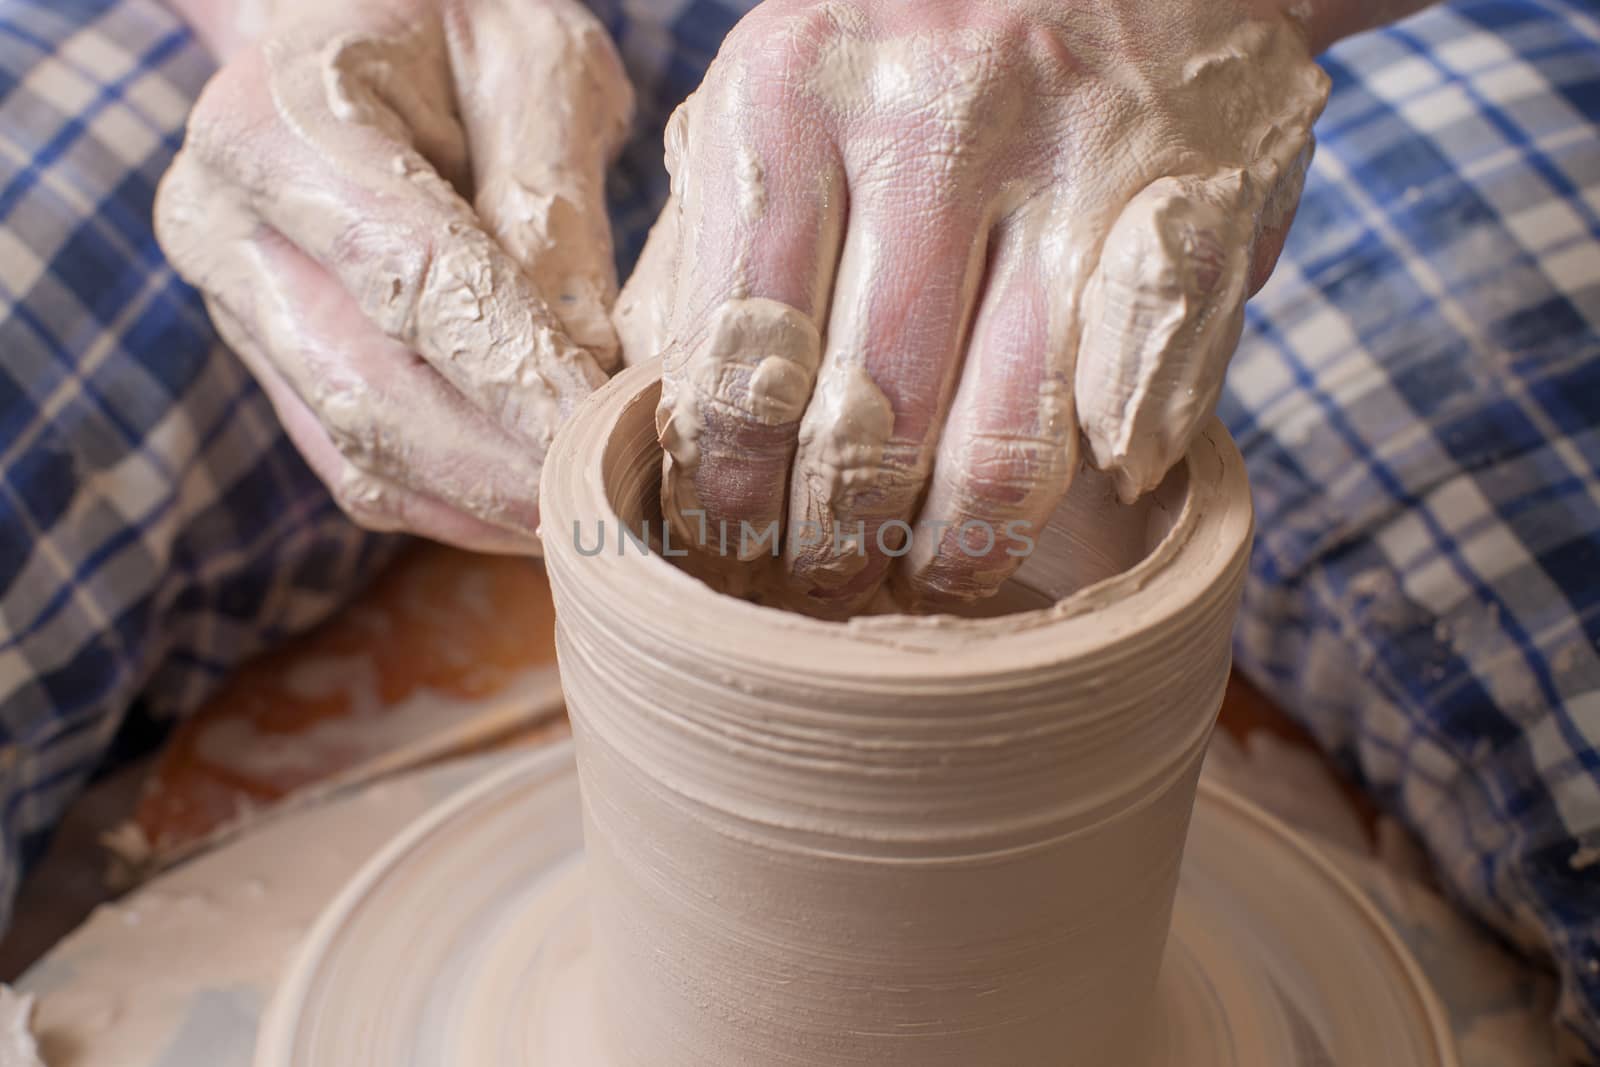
256, 747, 1460, 1067
252, 368, 1452, 1067
617, 4, 1328, 611
155, 0, 632, 541
539, 360, 1255, 1066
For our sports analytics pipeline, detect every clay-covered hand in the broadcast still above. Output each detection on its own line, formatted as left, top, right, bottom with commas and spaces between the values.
621, 0, 1329, 612
156, 0, 633, 553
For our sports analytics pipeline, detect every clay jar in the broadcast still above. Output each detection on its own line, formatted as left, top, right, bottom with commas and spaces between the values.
540, 360, 1254, 1067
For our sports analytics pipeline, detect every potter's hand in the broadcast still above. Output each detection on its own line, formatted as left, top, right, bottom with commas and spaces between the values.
156, 0, 632, 553
626, 0, 1328, 612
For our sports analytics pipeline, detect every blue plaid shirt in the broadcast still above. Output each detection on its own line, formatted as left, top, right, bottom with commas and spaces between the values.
1220, 1, 1600, 1054
2, 0, 1598, 1055
0, 0, 398, 933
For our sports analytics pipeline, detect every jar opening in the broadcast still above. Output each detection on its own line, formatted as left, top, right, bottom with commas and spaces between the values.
597, 380, 1192, 622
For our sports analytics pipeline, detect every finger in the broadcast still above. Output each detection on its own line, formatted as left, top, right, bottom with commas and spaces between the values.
654, 81, 846, 561
252, 228, 552, 535
447, 0, 634, 369
206, 298, 540, 555
899, 217, 1078, 606
156, 143, 253, 307
784, 192, 991, 616
1249, 137, 1315, 295
1075, 171, 1255, 503
157, 145, 520, 547
211, 223, 553, 548
185, 38, 607, 451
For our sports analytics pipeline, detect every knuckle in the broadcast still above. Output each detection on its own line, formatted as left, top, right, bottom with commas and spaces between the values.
952, 431, 1076, 510
717, 2, 850, 109
708, 53, 801, 124
186, 46, 277, 158
733, 1, 845, 56
679, 301, 823, 429
1023, 22, 1073, 71
796, 419, 916, 511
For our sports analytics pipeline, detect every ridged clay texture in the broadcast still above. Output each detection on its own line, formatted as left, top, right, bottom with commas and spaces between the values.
540, 359, 1254, 1067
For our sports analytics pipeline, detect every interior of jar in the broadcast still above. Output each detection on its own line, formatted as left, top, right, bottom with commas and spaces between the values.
600, 382, 1191, 620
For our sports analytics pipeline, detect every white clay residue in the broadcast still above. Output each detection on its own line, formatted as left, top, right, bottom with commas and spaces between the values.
154, 0, 634, 538
784, 359, 897, 586
1077, 172, 1253, 502
17, 758, 499, 1065
622, 3, 1329, 606
734, 144, 767, 226
657, 297, 824, 551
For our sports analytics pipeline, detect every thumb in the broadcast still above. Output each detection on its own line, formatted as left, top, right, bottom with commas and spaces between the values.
1076, 171, 1256, 502
446, 0, 636, 371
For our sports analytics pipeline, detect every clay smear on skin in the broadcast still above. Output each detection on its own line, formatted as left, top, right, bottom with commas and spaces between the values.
157, 0, 633, 538
624, 8, 1327, 607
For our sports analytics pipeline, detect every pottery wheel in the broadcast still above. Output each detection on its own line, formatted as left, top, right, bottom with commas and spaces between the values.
257, 742, 1457, 1067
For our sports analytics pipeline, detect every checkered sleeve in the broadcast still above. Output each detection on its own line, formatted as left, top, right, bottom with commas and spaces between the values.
1219, 0, 1600, 1054
0, 0, 399, 931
